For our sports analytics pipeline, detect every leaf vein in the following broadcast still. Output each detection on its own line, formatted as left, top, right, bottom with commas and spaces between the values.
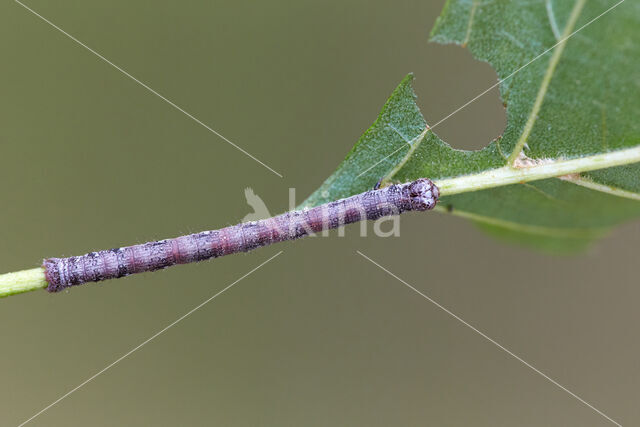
463, 0, 480, 46
545, 0, 563, 41
434, 205, 608, 239
381, 127, 431, 185
507, 0, 586, 165
560, 175, 640, 201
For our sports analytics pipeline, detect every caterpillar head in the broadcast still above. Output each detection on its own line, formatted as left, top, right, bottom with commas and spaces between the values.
407, 178, 439, 211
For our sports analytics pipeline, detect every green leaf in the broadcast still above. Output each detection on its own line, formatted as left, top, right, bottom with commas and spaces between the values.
303, 0, 640, 252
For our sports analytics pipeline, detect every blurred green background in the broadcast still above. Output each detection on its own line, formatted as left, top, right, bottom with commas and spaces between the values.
1, 1, 638, 426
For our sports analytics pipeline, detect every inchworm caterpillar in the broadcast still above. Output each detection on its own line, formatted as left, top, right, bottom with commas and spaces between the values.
43, 178, 439, 292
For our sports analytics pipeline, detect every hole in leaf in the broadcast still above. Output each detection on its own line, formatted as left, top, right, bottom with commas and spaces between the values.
414, 44, 506, 151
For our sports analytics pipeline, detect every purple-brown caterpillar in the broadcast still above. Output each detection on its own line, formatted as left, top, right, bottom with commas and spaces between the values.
43, 178, 439, 292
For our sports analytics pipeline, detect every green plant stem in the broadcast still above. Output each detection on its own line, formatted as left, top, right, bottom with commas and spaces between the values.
435, 146, 640, 196
0, 268, 47, 298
